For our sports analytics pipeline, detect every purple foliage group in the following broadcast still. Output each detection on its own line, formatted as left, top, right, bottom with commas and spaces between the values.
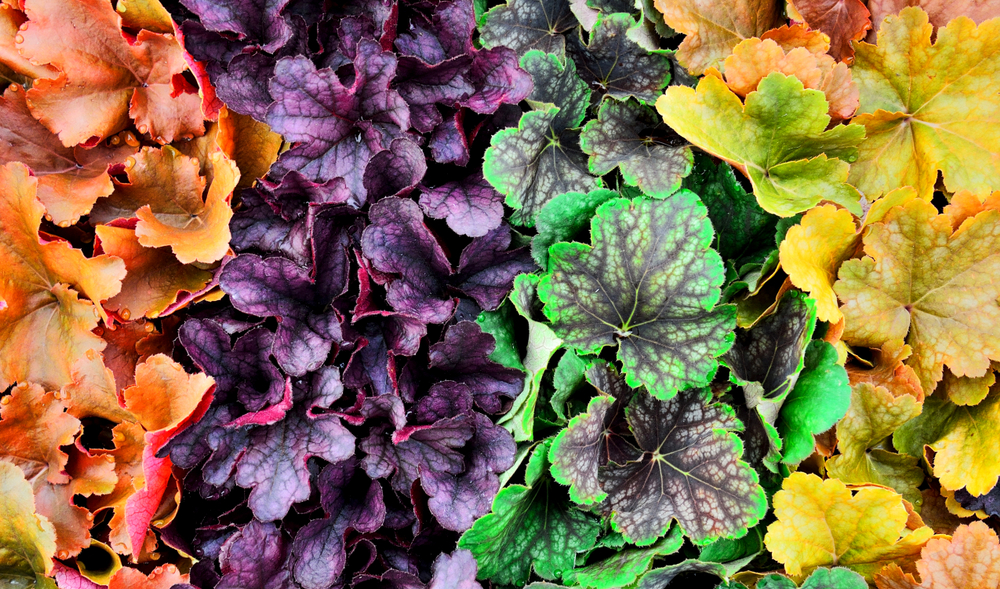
161, 0, 536, 586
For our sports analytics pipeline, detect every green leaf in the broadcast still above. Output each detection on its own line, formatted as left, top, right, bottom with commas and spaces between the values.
485, 52, 600, 227
478, 301, 525, 371
775, 340, 851, 464
538, 194, 736, 400
683, 152, 777, 262
566, 13, 672, 103
532, 188, 619, 270
499, 275, 564, 442
565, 528, 683, 589
699, 524, 764, 569
0, 462, 57, 589
580, 98, 692, 199
757, 567, 867, 589
637, 560, 729, 588
550, 350, 590, 420
479, 0, 579, 57
459, 440, 601, 586
599, 389, 766, 545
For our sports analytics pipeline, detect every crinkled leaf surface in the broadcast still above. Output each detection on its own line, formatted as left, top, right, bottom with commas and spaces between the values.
580, 98, 692, 199
656, 73, 865, 217
18, 0, 204, 146
485, 51, 597, 226
874, 521, 1000, 589
458, 440, 600, 586
0, 382, 80, 486
779, 205, 857, 323
790, 0, 870, 61
636, 559, 729, 588
480, 0, 578, 57
652, 0, 782, 74
849, 7, 1000, 199
599, 388, 766, 545
566, 13, 672, 103
419, 173, 505, 238
764, 473, 933, 580
835, 198, 1000, 395
539, 195, 735, 400
0, 162, 125, 391
532, 188, 618, 270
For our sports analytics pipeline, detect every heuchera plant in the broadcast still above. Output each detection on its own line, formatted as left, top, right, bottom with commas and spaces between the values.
158, 0, 534, 586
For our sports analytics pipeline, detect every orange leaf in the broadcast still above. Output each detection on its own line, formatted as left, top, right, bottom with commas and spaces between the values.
17, 0, 204, 146
0, 4, 56, 80
875, 521, 1000, 588
0, 85, 137, 225
0, 383, 80, 485
789, 0, 871, 62
96, 225, 213, 320
868, 0, 1000, 42
109, 565, 187, 589
115, 0, 174, 34
123, 354, 215, 432
217, 107, 282, 189
0, 162, 126, 391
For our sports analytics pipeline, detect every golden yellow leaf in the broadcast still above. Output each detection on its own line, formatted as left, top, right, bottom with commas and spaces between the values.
0, 461, 57, 588
217, 107, 282, 190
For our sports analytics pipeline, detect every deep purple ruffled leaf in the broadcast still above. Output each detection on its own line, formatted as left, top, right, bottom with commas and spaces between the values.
361, 197, 456, 323
215, 52, 278, 122
414, 382, 474, 424
396, 56, 474, 133
363, 137, 428, 200
427, 550, 483, 589
453, 224, 536, 310
179, 0, 293, 51
230, 188, 311, 266
428, 111, 470, 165
220, 254, 343, 375
216, 520, 288, 589
418, 173, 504, 237
460, 46, 532, 114
360, 415, 474, 493
428, 321, 524, 413
395, 0, 475, 64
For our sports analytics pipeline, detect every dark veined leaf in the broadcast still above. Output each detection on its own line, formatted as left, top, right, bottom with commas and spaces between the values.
418, 173, 505, 238
484, 51, 599, 227
538, 194, 736, 400
597, 389, 766, 545
580, 98, 692, 199
567, 13, 672, 103
479, 0, 579, 58
636, 559, 730, 588
458, 439, 601, 586
532, 188, 619, 270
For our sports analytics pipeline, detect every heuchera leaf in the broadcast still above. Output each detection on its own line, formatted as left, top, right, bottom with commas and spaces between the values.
874, 522, 1000, 589
0, 162, 125, 391
764, 472, 933, 580
579, 98, 692, 199
419, 173, 505, 238
532, 188, 619, 270
479, 0, 579, 57
789, 0, 870, 62
652, 0, 783, 74
758, 567, 868, 589
427, 321, 525, 414
598, 388, 766, 545
0, 383, 81, 486
215, 520, 287, 589
0, 461, 58, 589
566, 13, 672, 103
18, 0, 204, 146
656, 73, 865, 217
565, 529, 683, 589
848, 7, 1000, 200
539, 195, 735, 400
636, 559, 729, 588
458, 440, 601, 586
484, 51, 598, 227
866, 0, 1000, 39
835, 197, 1000, 395
178, 0, 293, 52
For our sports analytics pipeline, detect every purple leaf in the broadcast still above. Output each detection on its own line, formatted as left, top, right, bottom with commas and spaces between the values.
414, 382, 474, 423
360, 415, 474, 493
179, 0, 293, 52
428, 321, 524, 413
361, 197, 456, 324
290, 459, 387, 589
220, 254, 344, 376
428, 550, 483, 589
418, 173, 504, 238
422, 413, 515, 531
395, 0, 475, 64
216, 521, 288, 589
216, 52, 278, 122
178, 319, 284, 411
396, 56, 474, 132
230, 188, 312, 267
267, 42, 410, 194
460, 46, 533, 114
261, 171, 353, 220
428, 112, 470, 166
363, 137, 428, 201
453, 224, 536, 310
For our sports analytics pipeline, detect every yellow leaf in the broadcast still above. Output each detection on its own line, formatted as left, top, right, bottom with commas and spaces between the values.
849, 7, 1000, 199
764, 472, 934, 580
875, 522, 1000, 589
0, 163, 126, 391
0, 461, 57, 588
835, 197, 1000, 394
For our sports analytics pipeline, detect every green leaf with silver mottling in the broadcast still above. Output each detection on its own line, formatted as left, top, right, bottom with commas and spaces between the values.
775, 340, 851, 465
538, 194, 736, 400
599, 389, 766, 545
550, 350, 590, 421
580, 99, 692, 199
479, 0, 578, 58
757, 567, 867, 589
637, 559, 729, 588
458, 439, 601, 586
567, 13, 671, 103
478, 301, 525, 370
565, 527, 683, 589
522, 51, 591, 131
683, 153, 777, 262
532, 188, 619, 270
499, 275, 563, 442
